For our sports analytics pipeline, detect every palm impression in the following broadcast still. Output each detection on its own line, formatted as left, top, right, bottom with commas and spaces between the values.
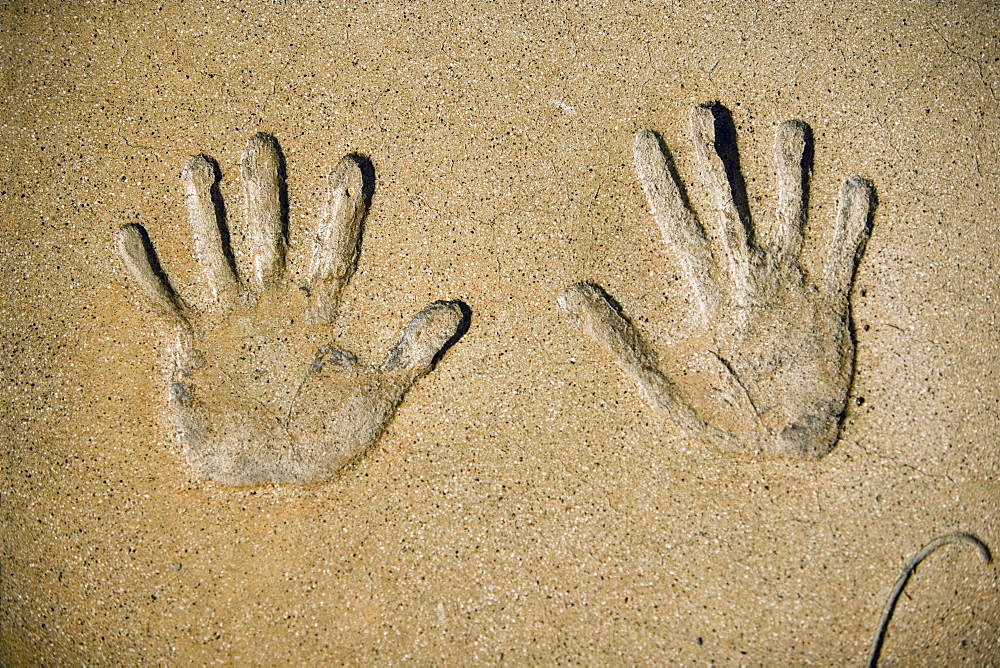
559, 103, 874, 458
116, 134, 469, 485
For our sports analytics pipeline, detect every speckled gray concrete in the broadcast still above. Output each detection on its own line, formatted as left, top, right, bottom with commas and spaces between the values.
2, 1, 998, 664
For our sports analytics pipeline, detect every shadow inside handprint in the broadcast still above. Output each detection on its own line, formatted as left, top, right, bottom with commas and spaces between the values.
560, 103, 875, 458
116, 133, 469, 485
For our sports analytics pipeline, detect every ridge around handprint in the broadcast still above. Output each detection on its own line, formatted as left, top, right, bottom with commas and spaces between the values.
559, 103, 875, 458
116, 134, 469, 485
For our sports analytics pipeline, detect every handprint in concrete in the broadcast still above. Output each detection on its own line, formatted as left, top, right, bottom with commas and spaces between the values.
560, 103, 874, 458
117, 134, 469, 484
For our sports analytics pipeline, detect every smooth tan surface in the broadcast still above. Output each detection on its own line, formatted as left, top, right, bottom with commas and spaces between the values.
2, 1, 999, 663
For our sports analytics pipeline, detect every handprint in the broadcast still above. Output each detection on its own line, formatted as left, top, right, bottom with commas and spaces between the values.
116, 134, 469, 485
559, 103, 874, 458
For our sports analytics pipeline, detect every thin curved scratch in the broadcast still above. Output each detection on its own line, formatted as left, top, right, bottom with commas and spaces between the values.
867, 532, 992, 668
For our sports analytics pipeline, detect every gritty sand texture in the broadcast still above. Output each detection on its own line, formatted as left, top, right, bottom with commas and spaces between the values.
2, 0, 999, 663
